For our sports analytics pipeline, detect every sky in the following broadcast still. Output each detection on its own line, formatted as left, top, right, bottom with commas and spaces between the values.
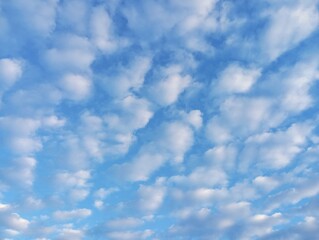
0, 0, 319, 239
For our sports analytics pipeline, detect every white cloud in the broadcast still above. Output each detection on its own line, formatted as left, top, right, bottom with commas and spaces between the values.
220, 97, 275, 134
240, 122, 313, 170
59, 74, 92, 101
137, 180, 166, 213
3, 0, 58, 36
106, 217, 144, 229
58, 135, 90, 169
205, 117, 232, 144
58, 0, 89, 35
3, 213, 29, 232
253, 176, 279, 193
79, 112, 105, 159
0, 58, 22, 87
69, 189, 90, 202
104, 95, 153, 133
1, 1, 318, 239
1, 157, 36, 188
111, 120, 194, 182
94, 200, 103, 210
7, 84, 62, 116
90, 6, 129, 53
170, 167, 228, 188
245, 212, 284, 238
22, 196, 44, 210
260, 215, 319, 239
262, 0, 319, 61
94, 188, 118, 199
55, 170, 91, 202
9, 137, 41, 154
122, 1, 176, 41
3, 228, 20, 237
56, 227, 85, 240
157, 121, 194, 163
206, 97, 278, 144
191, 188, 224, 206
0, 204, 29, 234
183, 110, 203, 130
255, 57, 319, 117
265, 175, 319, 212
213, 63, 261, 94
102, 95, 153, 156
106, 229, 153, 240
102, 56, 151, 98
58, 112, 105, 169
167, 201, 253, 239
278, 59, 319, 113
122, 0, 217, 52
148, 66, 191, 106
53, 208, 92, 221
55, 170, 90, 188
113, 149, 166, 182
45, 34, 95, 73
42, 115, 65, 128
0, 117, 42, 155
207, 36, 319, 148
170, 144, 237, 188
204, 145, 237, 171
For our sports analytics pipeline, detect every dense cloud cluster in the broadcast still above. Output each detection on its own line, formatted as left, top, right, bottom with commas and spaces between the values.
0, 0, 319, 239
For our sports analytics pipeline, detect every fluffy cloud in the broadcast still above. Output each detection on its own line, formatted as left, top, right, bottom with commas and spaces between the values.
102, 95, 154, 156
157, 121, 194, 163
111, 120, 194, 181
148, 66, 191, 106
183, 110, 203, 130
240, 122, 313, 171
116, 151, 166, 182
170, 167, 228, 188
264, 175, 319, 212
0, 58, 22, 88
106, 217, 144, 229
93, 187, 118, 210
1, 1, 319, 239
55, 170, 90, 188
101, 56, 151, 98
57, 0, 89, 34
262, 0, 319, 61
0, 58, 23, 106
56, 227, 85, 240
53, 208, 92, 221
90, 6, 128, 53
59, 74, 92, 101
253, 176, 280, 193
104, 95, 153, 134
206, 97, 275, 144
213, 63, 261, 94
94, 187, 118, 199
1, 157, 36, 188
6, 84, 62, 116
55, 170, 91, 202
1, 0, 58, 37
106, 229, 153, 240
122, 0, 217, 52
0, 203, 30, 236
260, 216, 319, 239
0, 117, 40, 153
137, 180, 166, 213
45, 34, 95, 73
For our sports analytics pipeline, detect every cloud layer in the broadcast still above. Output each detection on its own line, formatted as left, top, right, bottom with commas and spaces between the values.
0, 0, 319, 239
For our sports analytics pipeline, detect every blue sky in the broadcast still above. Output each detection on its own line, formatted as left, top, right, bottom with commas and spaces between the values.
0, 0, 319, 239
